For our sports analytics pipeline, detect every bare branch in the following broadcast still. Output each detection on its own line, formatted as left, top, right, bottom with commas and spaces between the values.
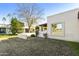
16, 3, 44, 32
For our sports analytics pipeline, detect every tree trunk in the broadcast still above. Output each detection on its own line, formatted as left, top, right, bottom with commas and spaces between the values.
28, 26, 31, 33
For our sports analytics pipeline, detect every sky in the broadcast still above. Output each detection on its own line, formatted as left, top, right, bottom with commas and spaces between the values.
0, 3, 79, 24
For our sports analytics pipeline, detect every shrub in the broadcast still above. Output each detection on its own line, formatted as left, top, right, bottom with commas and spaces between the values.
31, 34, 36, 37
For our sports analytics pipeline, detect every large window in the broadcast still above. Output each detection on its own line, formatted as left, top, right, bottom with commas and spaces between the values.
0, 28, 6, 33
51, 23, 64, 36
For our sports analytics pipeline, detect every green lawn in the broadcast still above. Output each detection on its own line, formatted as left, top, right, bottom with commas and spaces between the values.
0, 37, 79, 56
67, 41, 79, 56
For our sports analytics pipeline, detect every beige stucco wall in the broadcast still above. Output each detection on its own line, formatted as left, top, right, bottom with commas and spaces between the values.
47, 8, 79, 42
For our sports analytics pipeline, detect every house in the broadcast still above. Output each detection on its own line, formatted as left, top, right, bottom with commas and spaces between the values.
23, 25, 36, 36
24, 25, 36, 33
0, 24, 11, 34
38, 23, 47, 37
47, 8, 79, 42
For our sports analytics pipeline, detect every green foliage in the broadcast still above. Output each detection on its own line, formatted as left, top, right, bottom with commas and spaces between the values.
31, 34, 36, 37
11, 17, 24, 35
52, 24, 57, 28
35, 26, 39, 30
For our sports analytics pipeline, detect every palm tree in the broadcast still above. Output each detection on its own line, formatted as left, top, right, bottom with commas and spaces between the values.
2, 17, 6, 25
7, 13, 15, 22
7, 14, 11, 17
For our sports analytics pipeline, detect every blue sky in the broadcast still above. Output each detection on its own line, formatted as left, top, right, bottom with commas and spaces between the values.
0, 3, 79, 24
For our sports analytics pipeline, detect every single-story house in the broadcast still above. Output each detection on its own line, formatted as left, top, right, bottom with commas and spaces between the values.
0, 24, 11, 34
47, 8, 79, 42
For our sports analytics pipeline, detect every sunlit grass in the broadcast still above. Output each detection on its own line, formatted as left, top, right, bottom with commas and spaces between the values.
0, 34, 17, 41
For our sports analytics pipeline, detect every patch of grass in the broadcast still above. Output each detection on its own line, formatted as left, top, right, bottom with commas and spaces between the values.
67, 41, 79, 55
0, 34, 17, 40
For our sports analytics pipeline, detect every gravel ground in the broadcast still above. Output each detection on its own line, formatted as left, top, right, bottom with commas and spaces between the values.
0, 37, 75, 56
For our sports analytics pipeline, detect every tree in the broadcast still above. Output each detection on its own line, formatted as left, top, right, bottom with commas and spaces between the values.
11, 17, 24, 35
7, 13, 11, 17
17, 4, 44, 32
7, 13, 15, 22
52, 24, 57, 32
2, 17, 6, 25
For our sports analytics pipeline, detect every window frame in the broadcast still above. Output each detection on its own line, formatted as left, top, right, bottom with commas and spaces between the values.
51, 22, 65, 37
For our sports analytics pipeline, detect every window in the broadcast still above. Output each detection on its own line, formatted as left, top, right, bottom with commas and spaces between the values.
51, 23, 64, 36
0, 28, 6, 33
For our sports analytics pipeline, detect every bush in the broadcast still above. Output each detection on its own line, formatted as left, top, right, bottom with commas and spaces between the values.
31, 34, 36, 37
11, 17, 24, 35
43, 33, 48, 39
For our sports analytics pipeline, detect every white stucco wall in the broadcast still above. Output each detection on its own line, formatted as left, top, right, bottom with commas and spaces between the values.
38, 30, 47, 37
0, 24, 11, 34
47, 8, 79, 42
6, 28, 11, 34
